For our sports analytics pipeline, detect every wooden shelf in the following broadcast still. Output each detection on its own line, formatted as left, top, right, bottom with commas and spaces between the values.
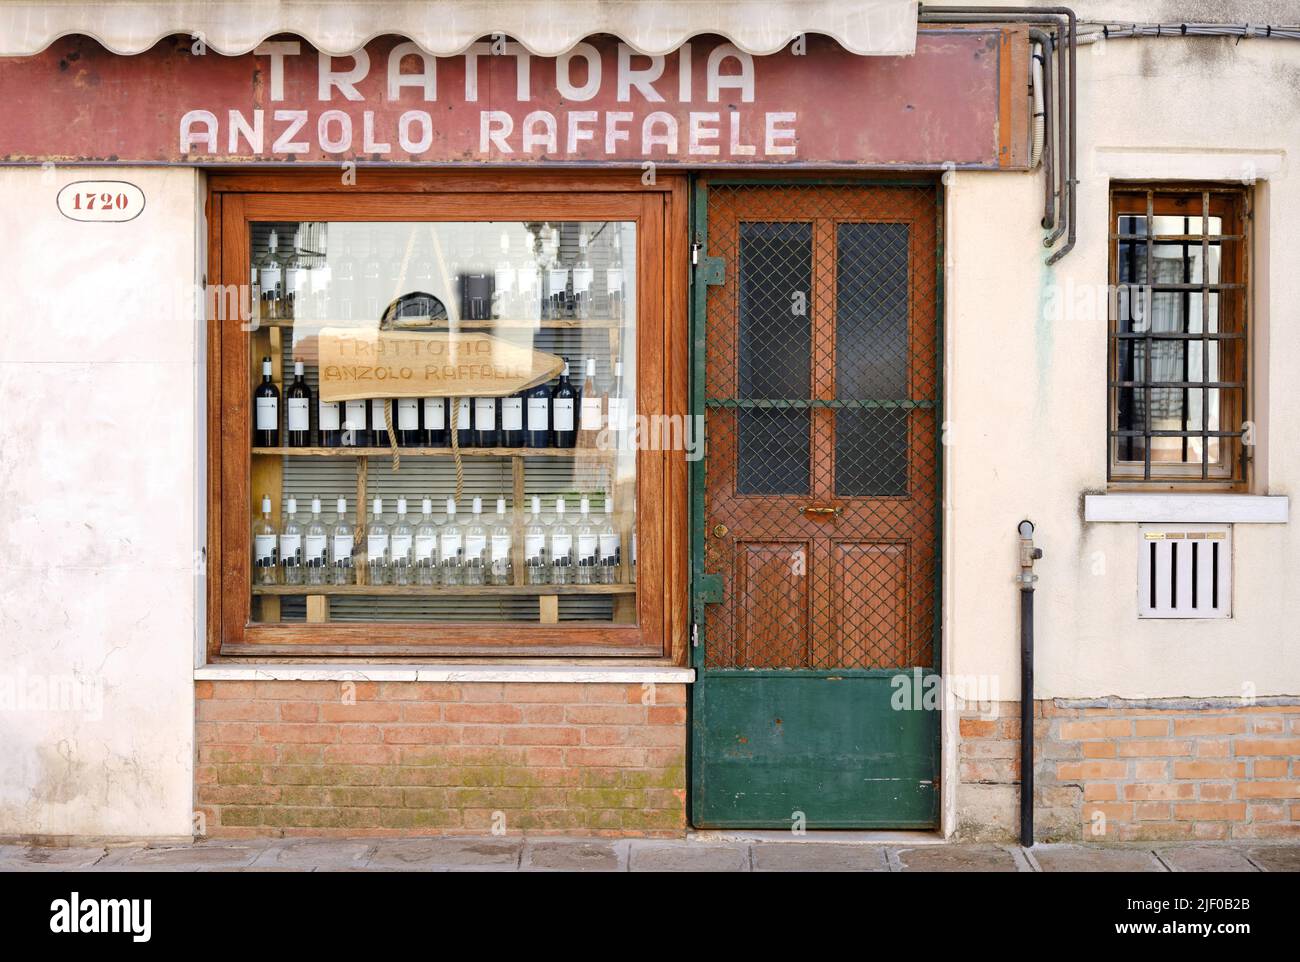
257, 317, 620, 330
251, 446, 611, 458
253, 583, 635, 597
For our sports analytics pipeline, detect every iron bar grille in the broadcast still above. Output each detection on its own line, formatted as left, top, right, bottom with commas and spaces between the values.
1108, 185, 1249, 485
702, 183, 939, 670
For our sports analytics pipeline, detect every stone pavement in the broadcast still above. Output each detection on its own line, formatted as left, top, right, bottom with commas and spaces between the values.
2, 836, 1298, 871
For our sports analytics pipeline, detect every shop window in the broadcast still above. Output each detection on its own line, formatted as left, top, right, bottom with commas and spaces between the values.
210, 177, 683, 656
1109, 185, 1250, 487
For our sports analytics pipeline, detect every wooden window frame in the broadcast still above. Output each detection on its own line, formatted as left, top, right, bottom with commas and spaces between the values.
1107, 183, 1251, 490
206, 171, 689, 661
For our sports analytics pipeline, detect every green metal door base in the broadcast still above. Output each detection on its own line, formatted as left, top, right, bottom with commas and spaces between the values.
691, 672, 939, 829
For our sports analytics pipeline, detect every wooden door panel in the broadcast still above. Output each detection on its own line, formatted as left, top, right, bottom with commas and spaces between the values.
703, 183, 938, 671
734, 541, 810, 668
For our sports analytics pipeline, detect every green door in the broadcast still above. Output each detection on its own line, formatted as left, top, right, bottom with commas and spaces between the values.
691, 181, 942, 828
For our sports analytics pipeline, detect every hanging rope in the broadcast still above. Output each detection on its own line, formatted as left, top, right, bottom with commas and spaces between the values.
383, 398, 399, 473
449, 395, 464, 504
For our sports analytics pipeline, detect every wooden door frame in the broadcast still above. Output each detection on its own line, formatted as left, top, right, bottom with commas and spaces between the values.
205, 170, 690, 661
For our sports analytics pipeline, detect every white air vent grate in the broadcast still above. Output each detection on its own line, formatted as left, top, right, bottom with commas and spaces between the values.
1138, 525, 1231, 619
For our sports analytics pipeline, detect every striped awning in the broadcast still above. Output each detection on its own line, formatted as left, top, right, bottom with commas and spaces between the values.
0, 0, 919, 57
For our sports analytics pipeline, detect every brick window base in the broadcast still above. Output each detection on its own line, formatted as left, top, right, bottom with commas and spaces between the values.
957, 698, 1300, 842
196, 681, 687, 837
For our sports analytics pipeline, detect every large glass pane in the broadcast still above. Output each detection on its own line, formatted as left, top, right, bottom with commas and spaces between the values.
835, 222, 909, 496
736, 222, 811, 495
247, 219, 637, 625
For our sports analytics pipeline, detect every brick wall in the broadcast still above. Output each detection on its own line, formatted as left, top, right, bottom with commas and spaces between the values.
195, 680, 687, 837
956, 698, 1300, 842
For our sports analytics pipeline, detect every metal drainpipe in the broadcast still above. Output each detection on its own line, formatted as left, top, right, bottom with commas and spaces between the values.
1017, 520, 1043, 847
1028, 28, 1054, 230
919, 6, 1077, 263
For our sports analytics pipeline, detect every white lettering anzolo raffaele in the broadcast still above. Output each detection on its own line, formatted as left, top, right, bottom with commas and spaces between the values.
178, 41, 797, 158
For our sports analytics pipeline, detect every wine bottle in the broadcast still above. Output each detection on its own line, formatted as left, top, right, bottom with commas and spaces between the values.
575, 496, 598, 585
607, 232, 624, 321
396, 397, 422, 447
549, 497, 574, 585
366, 497, 390, 586
490, 497, 513, 586
464, 497, 487, 586
608, 360, 626, 434
578, 358, 601, 445
391, 497, 414, 586
551, 361, 578, 449
305, 496, 329, 586
286, 360, 312, 447
318, 395, 343, 447
492, 231, 515, 320
341, 397, 369, 447
370, 398, 390, 447
599, 497, 621, 584
524, 495, 548, 585
524, 379, 551, 449
414, 498, 438, 586
252, 494, 278, 586
573, 230, 594, 320
473, 396, 499, 448
499, 391, 524, 447
330, 497, 354, 585
253, 357, 280, 447
440, 498, 464, 586
423, 397, 448, 447
454, 397, 473, 448
280, 496, 304, 586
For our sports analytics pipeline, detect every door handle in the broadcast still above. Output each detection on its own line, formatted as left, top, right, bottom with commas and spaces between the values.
800, 505, 841, 517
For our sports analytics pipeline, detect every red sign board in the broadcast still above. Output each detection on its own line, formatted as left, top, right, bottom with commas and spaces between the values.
0, 30, 1026, 168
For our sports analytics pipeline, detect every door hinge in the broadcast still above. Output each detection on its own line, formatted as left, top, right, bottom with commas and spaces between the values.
696, 572, 724, 603
691, 240, 701, 265
691, 622, 699, 647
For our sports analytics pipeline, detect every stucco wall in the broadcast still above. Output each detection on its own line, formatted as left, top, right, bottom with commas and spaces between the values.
0, 166, 201, 837
944, 21, 1300, 702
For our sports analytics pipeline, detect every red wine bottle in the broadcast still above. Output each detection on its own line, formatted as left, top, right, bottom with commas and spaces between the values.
499, 391, 524, 447
395, 397, 422, 447
473, 396, 499, 448
422, 397, 448, 446
253, 356, 280, 447
550, 361, 577, 449
454, 397, 474, 448
286, 360, 312, 447
524, 380, 551, 449
370, 398, 390, 447
341, 398, 369, 447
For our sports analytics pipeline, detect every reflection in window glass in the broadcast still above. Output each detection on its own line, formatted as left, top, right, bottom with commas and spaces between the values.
246, 220, 638, 625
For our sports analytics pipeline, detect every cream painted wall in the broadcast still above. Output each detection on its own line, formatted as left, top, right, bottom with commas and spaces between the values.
945, 22, 1299, 700
0, 167, 201, 837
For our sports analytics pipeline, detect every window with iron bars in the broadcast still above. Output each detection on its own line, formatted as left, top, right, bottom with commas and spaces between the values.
1109, 184, 1250, 486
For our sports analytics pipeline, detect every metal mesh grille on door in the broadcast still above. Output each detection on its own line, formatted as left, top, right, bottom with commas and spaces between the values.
702, 184, 939, 670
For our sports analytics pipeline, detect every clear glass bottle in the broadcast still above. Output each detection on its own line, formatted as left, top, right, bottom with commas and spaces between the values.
280, 228, 302, 320
255, 229, 282, 320
330, 497, 354, 585
464, 496, 488, 586
366, 496, 390, 586
252, 494, 278, 586
279, 496, 304, 586
390, 497, 414, 586
607, 231, 624, 321
545, 227, 566, 320
572, 230, 593, 319
578, 357, 601, 445
549, 496, 574, 585
440, 497, 464, 586
490, 497, 513, 586
517, 229, 540, 322
524, 495, 549, 585
414, 497, 438, 586
599, 497, 621, 584
305, 496, 329, 587
575, 496, 598, 585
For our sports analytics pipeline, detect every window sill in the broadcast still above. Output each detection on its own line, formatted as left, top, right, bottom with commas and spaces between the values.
1084, 494, 1288, 524
195, 663, 696, 685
